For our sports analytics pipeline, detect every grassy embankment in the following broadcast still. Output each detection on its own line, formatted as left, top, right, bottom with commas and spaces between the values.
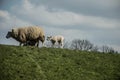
0, 44, 120, 80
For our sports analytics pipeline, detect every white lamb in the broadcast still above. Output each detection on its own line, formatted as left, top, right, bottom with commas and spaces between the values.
47, 35, 64, 48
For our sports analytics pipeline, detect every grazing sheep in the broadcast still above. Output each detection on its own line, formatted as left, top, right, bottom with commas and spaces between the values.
47, 35, 64, 48
6, 26, 45, 47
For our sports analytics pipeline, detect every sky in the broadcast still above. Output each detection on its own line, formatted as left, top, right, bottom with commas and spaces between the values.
0, 0, 120, 52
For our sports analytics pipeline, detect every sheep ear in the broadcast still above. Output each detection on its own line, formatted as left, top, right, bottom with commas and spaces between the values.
12, 29, 14, 32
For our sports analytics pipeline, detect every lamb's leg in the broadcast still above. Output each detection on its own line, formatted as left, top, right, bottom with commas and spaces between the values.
61, 42, 63, 48
58, 41, 63, 48
58, 43, 61, 48
52, 42, 55, 48
51, 41, 56, 48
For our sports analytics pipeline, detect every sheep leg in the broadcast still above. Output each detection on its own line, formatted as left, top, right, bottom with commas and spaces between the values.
19, 42, 22, 46
41, 40, 45, 47
36, 41, 39, 47
23, 42, 27, 46
42, 42, 46, 47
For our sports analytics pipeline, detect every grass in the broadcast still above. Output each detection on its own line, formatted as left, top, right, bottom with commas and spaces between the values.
0, 44, 120, 80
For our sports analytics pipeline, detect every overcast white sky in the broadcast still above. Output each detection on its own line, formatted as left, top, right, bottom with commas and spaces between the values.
0, 0, 120, 52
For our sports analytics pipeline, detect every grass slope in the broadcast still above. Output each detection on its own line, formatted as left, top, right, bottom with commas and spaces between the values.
0, 44, 120, 80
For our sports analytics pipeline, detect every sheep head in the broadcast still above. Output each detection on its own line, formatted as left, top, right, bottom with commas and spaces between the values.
6, 31, 12, 38
6, 28, 18, 39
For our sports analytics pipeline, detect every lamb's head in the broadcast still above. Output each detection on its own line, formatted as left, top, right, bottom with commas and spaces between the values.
6, 31, 12, 39
47, 36, 52, 41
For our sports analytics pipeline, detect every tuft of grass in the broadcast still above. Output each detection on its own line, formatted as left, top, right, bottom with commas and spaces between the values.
0, 44, 120, 80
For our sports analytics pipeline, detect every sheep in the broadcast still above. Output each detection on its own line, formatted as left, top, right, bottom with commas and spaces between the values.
6, 26, 45, 47
47, 35, 64, 48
